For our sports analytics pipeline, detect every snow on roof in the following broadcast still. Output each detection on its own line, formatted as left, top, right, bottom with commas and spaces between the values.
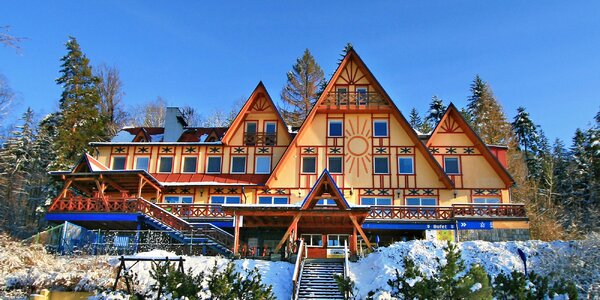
111, 130, 136, 142
150, 133, 164, 142
161, 182, 262, 186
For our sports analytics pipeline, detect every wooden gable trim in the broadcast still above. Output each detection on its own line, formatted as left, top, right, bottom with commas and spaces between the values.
267, 48, 453, 188
71, 153, 109, 173
300, 169, 350, 210
221, 81, 290, 145
427, 103, 515, 187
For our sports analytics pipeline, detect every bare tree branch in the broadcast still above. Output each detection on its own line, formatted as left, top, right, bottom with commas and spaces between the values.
1, 26, 25, 53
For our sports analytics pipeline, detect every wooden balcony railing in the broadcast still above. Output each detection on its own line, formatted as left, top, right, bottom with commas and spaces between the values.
367, 203, 527, 220
321, 92, 389, 108
157, 203, 233, 218
244, 132, 276, 146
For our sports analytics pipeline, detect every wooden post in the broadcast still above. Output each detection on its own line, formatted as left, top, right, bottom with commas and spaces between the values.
233, 215, 241, 255
348, 214, 372, 250
352, 227, 358, 254
274, 213, 302, 253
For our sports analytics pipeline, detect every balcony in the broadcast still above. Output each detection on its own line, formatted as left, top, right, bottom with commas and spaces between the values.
367, 203, 527, 220
244, 132, 277, 146
321, 91, 389, 108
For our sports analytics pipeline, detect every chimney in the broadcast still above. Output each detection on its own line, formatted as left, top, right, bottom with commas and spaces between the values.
163, 107, 187, 142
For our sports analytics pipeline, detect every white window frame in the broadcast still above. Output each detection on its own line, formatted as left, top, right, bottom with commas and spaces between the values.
473, 197, 501, 204
182, 156, 198, 173
360, 197, 392, 206
327, 156, 343, 174
206, 156, 222, 174
405, 197, 437, 206
230, 156, 247, 174
444, 157, 461, 174
111, 156, 127, 170
317, 199, 336, 206
135, 156, 150, 171
265, 121, 277, 134
210, 195, 242, 204
301, 234, 323, 247
158, 156, 173, 173
255, 156, 271, 174
398, 156, 414, 175
164, 195, 193, 203
327, 234, 349, 248
373, 120, 389, 137
328, 120, 343, 137
258, 196, 289, 205
373, 156, 390, 174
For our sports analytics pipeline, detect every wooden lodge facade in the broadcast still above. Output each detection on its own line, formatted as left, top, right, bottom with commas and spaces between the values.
46, 49, 529, 258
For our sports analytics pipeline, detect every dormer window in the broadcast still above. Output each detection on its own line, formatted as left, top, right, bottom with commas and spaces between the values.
265, 122, 276, 146
245, 122, 258, 146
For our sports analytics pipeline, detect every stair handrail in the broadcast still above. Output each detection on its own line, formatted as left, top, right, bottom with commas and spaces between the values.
344, 239, 349, 279
291, 238, 306, 300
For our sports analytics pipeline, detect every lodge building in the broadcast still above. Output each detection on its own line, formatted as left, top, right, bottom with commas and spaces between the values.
46, 49, 529, 258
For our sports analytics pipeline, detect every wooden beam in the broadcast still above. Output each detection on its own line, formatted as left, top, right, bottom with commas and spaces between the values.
274, 213, 302, 253
348, 213, 372, 250
137, 176, 145, 198
138, 174, 161, 192
100, 176, 127, 193
59, 179, 73, 198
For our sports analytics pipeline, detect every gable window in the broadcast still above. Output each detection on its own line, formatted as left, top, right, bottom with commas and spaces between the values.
112, 156, 126, 170
444, 157, 460, 174
356, 87, 368, 104
301, 234, 323, 247
398, 156, 414, 174
328, 120, 343, 137
135, 157, 149, 171
158, 156, 173, 173
373, 156, 389, 174
302, 156, 317, 174
255, 156, 271, 174
265, 121, 277, 145
327, 234, 349, 248
258, 196, 289, 205
182, 157, 197, 173
328, 156, 343, 174
230, 156, 246, 174
361, 197, 392, 206
206, 156, 222, 173
336, 87, 348, 104
245, 122, 257, 145
317, 199, 337, 205
210, 196, 241, 204
164, 196, 193, 203
373, 120, 388, 137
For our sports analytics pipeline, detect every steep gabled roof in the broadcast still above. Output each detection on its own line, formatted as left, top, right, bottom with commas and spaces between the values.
72, 153, 109, 173
221, 81, 290, 145
267, 48, 453, 188
427, 103, 515, 187
300, 169, 351, 210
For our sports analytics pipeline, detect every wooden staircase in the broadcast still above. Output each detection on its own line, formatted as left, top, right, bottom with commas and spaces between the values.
297, 259, 345, 300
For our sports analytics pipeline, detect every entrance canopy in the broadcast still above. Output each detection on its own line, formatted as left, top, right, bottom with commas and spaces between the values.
223, 170, 373, 254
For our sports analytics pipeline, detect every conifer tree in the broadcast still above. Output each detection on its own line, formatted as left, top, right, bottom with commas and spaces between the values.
424, 95, 447, 128
52, 37, 106, 170
466, 75, 510, 145
408, 107, 423, 131
280, 49, 325, 127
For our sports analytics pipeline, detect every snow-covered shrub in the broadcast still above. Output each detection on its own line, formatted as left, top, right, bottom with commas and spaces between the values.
148, 261, 205, 299
492, 270, 578, 300
333, 273, 356, 299
206, 262, 275, 300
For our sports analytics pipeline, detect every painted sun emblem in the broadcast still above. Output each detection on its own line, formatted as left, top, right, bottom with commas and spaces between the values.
345, 116, 372, 176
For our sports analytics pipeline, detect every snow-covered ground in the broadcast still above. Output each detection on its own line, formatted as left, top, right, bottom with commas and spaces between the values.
350, 237, 600, 299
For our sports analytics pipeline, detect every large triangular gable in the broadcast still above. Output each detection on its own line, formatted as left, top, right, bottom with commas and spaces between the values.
267, 48, 453, 188
427, 103, 515, 187
300, 169, 351, 210
221, 81, 291, 145
72, 153, 109, 173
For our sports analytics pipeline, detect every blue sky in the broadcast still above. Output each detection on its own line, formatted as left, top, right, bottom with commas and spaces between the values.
2, 1, 599, 144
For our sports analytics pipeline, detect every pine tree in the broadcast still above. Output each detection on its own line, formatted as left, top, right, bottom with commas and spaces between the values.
512, 107, 543, 180
466, 75, 510, 145
408, 107, 423, 131
280, 49, 325, 127
338, 42, 353, 63
52, 37, 106, 170
424, 95, 447, 128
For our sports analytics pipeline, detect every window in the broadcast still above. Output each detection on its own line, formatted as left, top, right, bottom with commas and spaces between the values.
301, 234, 323, 247
406, 198, 437, 206
327, 234, 349, 248
398, 156, 414, 174
373, 120, 388, 137
206, 156, 222, 173
135, 157, 149, 171
245, 122, 257, 145
356, 87, 368, 104
182, 157, 197, 173
374, 157, 389, 174
210, 196, 241, 204
246, 122, 257, 134
265, 122, 276, 146
265, 122, 276, 134
328, 120, 343, 137
328, 156, 343, 174
317, 199, 336, 205
302, 156, 317, 174
473, 198, 501, 204
255, 156, 271, 174
112, 156, 126, 170
361, 197, 392, 206
336, 87, 348, 104
230, 156, 246, 174
158, 156, 173, 173
258, 196, 289, 205
164, 196, 193, 203
444, 157, 460, 174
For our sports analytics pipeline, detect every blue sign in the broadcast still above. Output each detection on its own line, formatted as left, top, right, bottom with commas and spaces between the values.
457, 220, 493, 230
363, 222, 456, 230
